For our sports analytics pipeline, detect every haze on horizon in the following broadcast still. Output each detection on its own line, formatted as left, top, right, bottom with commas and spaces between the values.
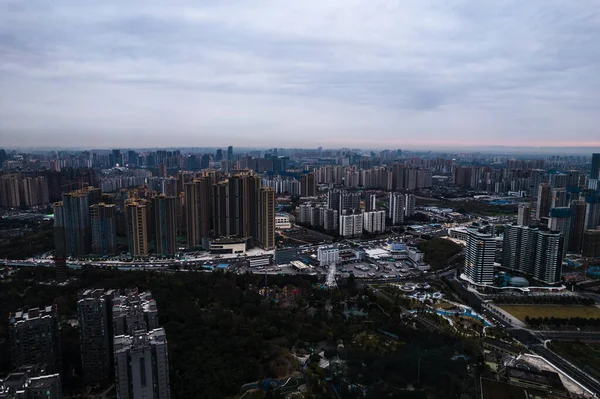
1, 1, 599, 149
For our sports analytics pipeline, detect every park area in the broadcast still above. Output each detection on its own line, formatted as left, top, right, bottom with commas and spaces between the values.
499, 305, 600, 322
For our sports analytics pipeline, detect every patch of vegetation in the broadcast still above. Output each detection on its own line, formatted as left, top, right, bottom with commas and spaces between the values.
418, 238, 462, 269
1, 267, 479, 399
549, 341, 600, 380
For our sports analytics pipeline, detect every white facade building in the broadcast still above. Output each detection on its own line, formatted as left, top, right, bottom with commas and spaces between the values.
363, 210, 386, 234
317, 245, 340, 266
114, 327, 170, 399
388, 193, 404, 225
339, 213, 363, 237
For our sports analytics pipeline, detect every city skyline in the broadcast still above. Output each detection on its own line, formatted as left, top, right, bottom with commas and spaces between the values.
1, 1, 600, 148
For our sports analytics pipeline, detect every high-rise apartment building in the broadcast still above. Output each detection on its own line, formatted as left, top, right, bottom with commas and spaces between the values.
569, 199, 586, 253
112, 291, 159, 337
53, 187, 102, 257
0, 174, 21, 208
21, 176, 49, 207
9, 306, 60, 373
339, 212, 363, 238
112, 290, 169, 399
365, 194, 377, 211
591, 153, 600, 180
125, 199, 150, 256
517, 203, 531, 226
550, 188, 568, 209
78, 289, 117, 383
534, 230, 564, 284
152, 195, 177, 256
257, 187, 275, 250
464, 230, 495, 285
388, 192, 404, 225
548, 207, 570, 258
184, 172, 273, 249
582, 230, 600, 258
584, 194, 600, 230
535, 183, 551, 221
114, 328, 170, 399
503, 225, 564, 284
363, 210, 386, 234
404, 193, 416, 217
300, 172, 316, 197
90, 203, 118, 255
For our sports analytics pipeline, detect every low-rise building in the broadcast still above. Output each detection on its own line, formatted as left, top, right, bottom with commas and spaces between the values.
317, 245, 339, 266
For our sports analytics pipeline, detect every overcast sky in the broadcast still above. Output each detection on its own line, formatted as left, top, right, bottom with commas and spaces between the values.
1, 1, 599, 149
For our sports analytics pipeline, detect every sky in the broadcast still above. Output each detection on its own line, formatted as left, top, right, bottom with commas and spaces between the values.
1, 1, 599, 149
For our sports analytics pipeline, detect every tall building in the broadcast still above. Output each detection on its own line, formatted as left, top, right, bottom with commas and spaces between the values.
257, 187, 275, 250
548, 207, 570, 258
517, 203, 531, 226
388, 192, 404, 225
363, 210, 386, 234
9, 306, 60, 373
569, 199, 586, 253
535, 183, 551, 221
584, 194, 600, 230
90, 203, 118, 255
184, 181, 200, 248
300, 172, 316, 197
464, 230, 495, 285
591, 153, 600, 180
0, 174, 20, 208
78, 289, 117, 383
582, 229, 600, 258
114, 328, 171, 399
534, 230, 564, 284
503, 225, 564, 284
404, 193, 416, 217
112, 290, 159, 337
550, 188, 568, 208
111, 290, 169, 399
339, 212, 363, 238
21, 176, 50, 207
152, 195, 178, 256
365, 194, 377, 211
227, 146, 233, 161
53, 187, 102, 257
126, 199, 150, 256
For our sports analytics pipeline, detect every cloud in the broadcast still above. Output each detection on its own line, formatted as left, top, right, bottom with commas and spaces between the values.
0, 0, 599, 148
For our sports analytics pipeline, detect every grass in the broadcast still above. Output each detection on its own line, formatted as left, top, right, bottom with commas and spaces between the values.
499, 305, 600, 322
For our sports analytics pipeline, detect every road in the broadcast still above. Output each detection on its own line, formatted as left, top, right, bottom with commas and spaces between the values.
531, 344, 600, 396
